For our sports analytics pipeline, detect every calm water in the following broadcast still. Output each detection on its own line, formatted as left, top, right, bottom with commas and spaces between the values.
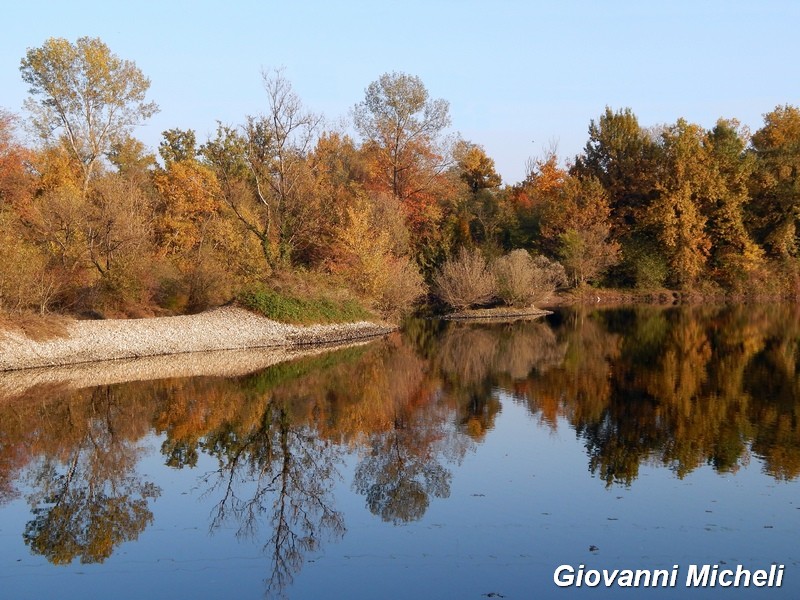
1, 305, 799, 599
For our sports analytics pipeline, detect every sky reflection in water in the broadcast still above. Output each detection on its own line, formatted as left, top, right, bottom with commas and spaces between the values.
0, 305, 799, 599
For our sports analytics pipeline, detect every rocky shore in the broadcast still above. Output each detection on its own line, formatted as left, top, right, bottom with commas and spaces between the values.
0, 306, 395, 372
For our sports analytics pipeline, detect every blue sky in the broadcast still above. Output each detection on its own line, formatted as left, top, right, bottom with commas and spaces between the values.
2, 0, 798, 184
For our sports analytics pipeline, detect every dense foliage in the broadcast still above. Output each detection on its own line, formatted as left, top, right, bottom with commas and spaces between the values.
3, 37, 800, 320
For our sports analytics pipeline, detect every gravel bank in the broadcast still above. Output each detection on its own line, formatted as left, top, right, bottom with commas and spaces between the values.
0, 306, 395, 372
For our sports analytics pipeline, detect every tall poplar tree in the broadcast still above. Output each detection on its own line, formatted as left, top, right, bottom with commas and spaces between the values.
20, 37, 158, 196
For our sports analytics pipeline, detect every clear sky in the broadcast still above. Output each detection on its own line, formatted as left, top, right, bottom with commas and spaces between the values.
2, 0, 798, 184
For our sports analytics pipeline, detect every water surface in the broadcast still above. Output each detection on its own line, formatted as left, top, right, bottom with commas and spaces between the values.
1, 305, 798, 598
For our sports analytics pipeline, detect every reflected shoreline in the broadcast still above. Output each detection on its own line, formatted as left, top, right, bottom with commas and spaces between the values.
0, 339, 375, 401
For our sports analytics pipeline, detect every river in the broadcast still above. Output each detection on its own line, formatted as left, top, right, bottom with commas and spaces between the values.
1, 305, 798, 598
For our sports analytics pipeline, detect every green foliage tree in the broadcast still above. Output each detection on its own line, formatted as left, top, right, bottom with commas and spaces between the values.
159, 128, 198, 165
573, 107, 658, 235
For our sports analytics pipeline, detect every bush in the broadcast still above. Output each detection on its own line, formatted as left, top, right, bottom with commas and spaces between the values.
492, 249, 537, 307
434, 247, 496, 310
330, 196, 423, 318
0, 214, 59, 313
493, 250, 566, 307
375, 256, 426, 317
528, 254, 568, 304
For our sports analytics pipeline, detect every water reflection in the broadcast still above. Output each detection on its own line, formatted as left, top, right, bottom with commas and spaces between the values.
11, 385, 160, 564
2, 304, 800, 594
200, 399, 345, 595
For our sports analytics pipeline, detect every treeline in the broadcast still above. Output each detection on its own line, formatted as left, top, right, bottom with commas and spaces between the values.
2, 37, 800, 318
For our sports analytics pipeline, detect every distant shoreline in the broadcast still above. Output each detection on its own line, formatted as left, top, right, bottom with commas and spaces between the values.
0, 306, 395, 372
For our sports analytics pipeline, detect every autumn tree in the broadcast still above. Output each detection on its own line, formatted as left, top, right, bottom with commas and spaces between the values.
0, 110, 52, 311
0, 110, 34, 208
354, 72, 451, 202
517, 151, 566, 251
153, 128, 220, 257
539, 176, 620, 287
449, 140, 505, 249
702, 119, 763, 286
108, 135, 157, 188
354, 72, 457, 270
749, 105, 800, 258
203, 70, 322, 271
308, 132, 366, 258
455, 140, 502, 193
20, 37, 158, 196
647, 119, 713, 287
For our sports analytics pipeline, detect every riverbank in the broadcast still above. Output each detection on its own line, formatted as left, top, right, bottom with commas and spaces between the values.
0, 306, 395, 372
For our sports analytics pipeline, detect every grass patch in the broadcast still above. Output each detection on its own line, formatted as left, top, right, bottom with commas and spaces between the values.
238, 285, 373, 325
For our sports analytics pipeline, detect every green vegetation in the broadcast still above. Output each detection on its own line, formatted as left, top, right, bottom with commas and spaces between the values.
238, 286, 372, 325
3, 36, 800, 325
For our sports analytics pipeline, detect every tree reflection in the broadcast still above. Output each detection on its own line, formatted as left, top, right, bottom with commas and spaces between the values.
513, 304, 800, 486
23, 458, 159, 564
200, 398, 344, 596
21, 385, 160, 564
353, 402, 462, 524
434, 320, 566, 439
744, 305, 800, 479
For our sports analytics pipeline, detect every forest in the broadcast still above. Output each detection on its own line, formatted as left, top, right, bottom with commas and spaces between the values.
2, 36, 800, 321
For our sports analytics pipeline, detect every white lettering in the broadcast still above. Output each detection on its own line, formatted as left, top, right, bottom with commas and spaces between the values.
753, 570, 768, 586
718, 569, 734, 586
617, 570, 634, 586
687, 564, 710, 587
555, 563, 783, 589
584, 570, 601, 587
651, 568, 671, 587
602, 569, 619, 586
554, 565, 574, 587
733, 564, 751, 587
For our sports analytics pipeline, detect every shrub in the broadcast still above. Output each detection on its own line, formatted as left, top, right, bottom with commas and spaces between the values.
434, 247, 496, 310
493, 250, 566, 307
375, 256, 426, 317
528, 254, 568, 304
492, 249, 538, 307
330, 196, 423, 318
0, 214, 59, 313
